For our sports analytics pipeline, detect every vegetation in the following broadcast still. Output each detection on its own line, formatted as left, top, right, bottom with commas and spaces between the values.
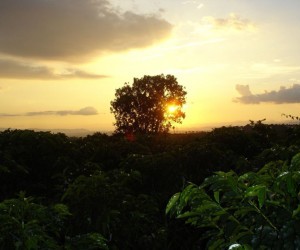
1, 122, 300, 249
110, 74, 187, 134
167, 154, 300, 249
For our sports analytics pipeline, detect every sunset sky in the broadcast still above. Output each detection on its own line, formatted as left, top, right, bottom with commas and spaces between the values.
1, 0, 300, 132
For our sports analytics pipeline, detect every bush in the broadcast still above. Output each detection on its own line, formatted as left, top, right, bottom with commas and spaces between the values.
0, 192, 70, 249
167, 153, 300, 249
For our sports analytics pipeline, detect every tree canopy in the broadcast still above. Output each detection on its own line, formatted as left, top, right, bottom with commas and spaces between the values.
110, 74, 187, 134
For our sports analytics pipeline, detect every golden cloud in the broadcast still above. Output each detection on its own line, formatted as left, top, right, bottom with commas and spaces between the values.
202, 13, 256, 31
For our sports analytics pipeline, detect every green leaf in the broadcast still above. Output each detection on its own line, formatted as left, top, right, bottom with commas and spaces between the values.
257, 187, 266, 209
53, 204, 71, 217
242, 244, 253, 250
292, 204, 300, 218
176, 211, 201, 219
238, 172, 259, 189
265, 200, 280, 207
214, 191, 220, 203
290, 153, 300, 171
165, 193, 180, 215
276, 171, 297, 196
287, 174, 296, 196
180, 184, 197, 204
198, 201, 220, 212
208, 238, 225, 250
245, 185, 267, 208
230, 231, 253, 244
229, 244, 253, 250
201, 175, 220, 188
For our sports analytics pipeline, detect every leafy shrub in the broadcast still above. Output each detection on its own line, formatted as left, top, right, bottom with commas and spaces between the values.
167, 153, 300, 249
66, 233, 108, 250
0, 192, 70, 249
0, 192, 109, 250
63, 170, 162, 249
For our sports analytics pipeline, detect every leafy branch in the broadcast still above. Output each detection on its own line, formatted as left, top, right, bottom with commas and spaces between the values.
167, 153, 300, 249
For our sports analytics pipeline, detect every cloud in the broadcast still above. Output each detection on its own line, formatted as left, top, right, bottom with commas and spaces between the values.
53, 69, 108, 79
0, 0, 172, 62
234, 84, 300, 104
202, 13, 256, 31
0, 114, 17, 117
0, 59, 107, 79
235, 84, 253, 96
0, 107, 99, 117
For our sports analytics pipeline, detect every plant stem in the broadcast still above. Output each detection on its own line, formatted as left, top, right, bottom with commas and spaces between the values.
248, 200, 278, 232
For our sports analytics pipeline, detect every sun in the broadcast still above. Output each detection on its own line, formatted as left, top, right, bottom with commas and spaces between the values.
167, 105, 178, 114
165, 104, 180, 117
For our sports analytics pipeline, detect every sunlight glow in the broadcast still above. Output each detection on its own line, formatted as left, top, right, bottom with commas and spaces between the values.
164, 104, 180, 121
167, 104, 179, 114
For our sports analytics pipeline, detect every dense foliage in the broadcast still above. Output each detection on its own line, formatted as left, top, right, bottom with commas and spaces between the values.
167, 153, 300, 249
110, 74, 187, 134
1, 122, 300, 249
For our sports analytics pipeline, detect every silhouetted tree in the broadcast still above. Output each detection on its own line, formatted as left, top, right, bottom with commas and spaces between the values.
110, 74, 187, 134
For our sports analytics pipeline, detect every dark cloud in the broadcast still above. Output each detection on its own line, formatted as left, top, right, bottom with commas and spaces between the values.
0, 59, 107, 79
234, 84, 300, 104
0, 0, 172, 61
0, 113, 17, 117
203, 13, 255, 31
0, 107, 98, 116
27, 106, 99, 116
